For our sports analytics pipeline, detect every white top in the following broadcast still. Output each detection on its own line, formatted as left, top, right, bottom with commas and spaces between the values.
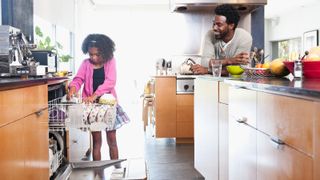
200, 28, 253, 67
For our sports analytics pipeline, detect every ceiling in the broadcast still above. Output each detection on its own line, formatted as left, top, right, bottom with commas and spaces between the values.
265, 0, 320, 19
90, 0, 320, 19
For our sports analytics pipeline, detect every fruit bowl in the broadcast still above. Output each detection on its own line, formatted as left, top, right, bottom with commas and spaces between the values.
303, 60, 320, 71
303, 60, 320, 78
283, 61, 294, 74
243, 67, 274, 77
226, 65, 244, 77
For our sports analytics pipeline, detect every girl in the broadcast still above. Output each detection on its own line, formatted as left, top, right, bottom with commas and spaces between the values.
68, 34, 125, 161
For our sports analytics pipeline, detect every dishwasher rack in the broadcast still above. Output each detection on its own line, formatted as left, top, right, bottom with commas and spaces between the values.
48, 97, 118, 177
48, 97, 117, 132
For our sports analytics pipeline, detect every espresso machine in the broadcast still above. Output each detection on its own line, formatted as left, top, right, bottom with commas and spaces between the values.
0, 25, 37, 76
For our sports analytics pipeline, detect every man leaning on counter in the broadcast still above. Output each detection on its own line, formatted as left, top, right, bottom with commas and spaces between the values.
191, 4, 253, 75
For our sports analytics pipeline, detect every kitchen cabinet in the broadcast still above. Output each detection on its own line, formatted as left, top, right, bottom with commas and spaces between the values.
256, 92, 317, 180
23, 110, 49, 179
218, 82, 229, 180
257, 92, 314, 156
218, 103, 228, 180
194, 79, 230, 180
257, 131, 313, 180
176, 94, 194, 138
229, 86, 257, 180
155, 77, 177, 137
229, 86, 257, 128
0, 84, 49, 179
194, 78, 219, 180
154, 76, 194, 140
0, 118, 25, 179
228, 85, 320, 180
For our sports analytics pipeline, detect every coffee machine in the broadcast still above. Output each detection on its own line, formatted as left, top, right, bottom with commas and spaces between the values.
0, 25, 37, 76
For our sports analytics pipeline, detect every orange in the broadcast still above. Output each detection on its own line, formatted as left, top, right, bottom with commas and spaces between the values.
262, 63, 270, 69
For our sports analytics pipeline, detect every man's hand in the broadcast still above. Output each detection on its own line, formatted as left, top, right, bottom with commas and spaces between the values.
231, 52, 250, 65
191, 64, 209, 74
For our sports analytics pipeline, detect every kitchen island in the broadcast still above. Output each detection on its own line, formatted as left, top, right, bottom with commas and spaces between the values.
0, 76, 68, 179
194, 76, 320, 180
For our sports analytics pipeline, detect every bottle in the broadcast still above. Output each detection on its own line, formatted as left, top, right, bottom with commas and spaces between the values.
166, 61, 172, 75
156, 62, 160, 75
294, 59, 302, 78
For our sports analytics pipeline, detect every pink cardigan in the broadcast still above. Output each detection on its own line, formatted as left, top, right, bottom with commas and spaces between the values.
69, 58, 117, 99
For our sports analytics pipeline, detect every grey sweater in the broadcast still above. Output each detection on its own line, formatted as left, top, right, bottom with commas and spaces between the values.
200, 28, 252, 67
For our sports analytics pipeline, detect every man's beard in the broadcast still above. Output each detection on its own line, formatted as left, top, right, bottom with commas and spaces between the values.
214, 29, 229, 40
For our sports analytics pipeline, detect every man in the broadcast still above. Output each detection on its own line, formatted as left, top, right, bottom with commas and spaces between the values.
191, 4, 252, 75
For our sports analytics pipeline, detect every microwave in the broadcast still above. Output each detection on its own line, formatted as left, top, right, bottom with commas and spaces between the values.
31, 50, 57, 73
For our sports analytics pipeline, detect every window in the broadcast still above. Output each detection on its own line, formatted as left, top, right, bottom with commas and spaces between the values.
277, 37, 301, 60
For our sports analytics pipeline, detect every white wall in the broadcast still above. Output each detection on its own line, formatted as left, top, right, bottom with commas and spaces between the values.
265, 3, 320, 57
74, 1, 216, 105
34, 0, 76, 32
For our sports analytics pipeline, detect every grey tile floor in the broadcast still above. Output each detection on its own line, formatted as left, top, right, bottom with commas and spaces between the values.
144, 137, 204, 180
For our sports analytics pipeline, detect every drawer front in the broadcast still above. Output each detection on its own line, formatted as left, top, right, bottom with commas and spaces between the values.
177, 94, 193, 106
229, 115, 257, 180
177, 94, 194, 123
257, 132, 313, 180
219, 82, 229, 105
257, 92, 314, 156
0, 84, 48, 127
177, 121, 193, 137
229, 87, 257, 128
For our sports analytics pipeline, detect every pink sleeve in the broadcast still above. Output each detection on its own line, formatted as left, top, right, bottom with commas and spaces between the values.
69, 60, 87, 92
94, 58, 116, 96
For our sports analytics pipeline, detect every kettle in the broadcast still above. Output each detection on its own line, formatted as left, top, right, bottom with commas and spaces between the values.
180, 58, 196, 74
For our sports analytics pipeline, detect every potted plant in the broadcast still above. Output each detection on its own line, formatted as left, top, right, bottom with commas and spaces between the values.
34, 26, 72, 62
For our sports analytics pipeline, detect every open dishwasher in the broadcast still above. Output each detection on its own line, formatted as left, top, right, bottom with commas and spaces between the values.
48, 96, 132, 179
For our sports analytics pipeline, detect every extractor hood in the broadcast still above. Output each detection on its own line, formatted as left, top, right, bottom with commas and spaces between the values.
170, 0, 267, 13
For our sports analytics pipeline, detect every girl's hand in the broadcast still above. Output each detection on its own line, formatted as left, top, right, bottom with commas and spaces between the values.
67, 86, 76, 100
83, 94, 98, 104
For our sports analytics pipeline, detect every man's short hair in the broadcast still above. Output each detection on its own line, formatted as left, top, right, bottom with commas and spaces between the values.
214, 4, 240, 29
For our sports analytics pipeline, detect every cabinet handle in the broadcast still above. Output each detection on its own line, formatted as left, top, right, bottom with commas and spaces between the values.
236, 117, 247, 123
35, 108, 45, 117
270, 136, 285, 150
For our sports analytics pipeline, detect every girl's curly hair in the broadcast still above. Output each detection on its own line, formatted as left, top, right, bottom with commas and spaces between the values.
82, 34, 115, 62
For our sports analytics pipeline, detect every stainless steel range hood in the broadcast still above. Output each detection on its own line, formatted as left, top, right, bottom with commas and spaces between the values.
170, 0, 267, 13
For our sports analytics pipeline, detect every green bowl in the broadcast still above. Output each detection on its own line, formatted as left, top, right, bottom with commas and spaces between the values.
226, 65, 244, 77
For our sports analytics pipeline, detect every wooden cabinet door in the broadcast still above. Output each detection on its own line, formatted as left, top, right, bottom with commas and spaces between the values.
194, 78, 219, 180
155, 77, 177, 137
23, 110, 49, 179
176, 94, 194, 138
219, 103, 228, 180
315, 102, 320, 180
0, 121, 25, 179
257, 92, 314, 156
229, 114, 257, 180
0, 84, 47, 127
257, 132, 313, 180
